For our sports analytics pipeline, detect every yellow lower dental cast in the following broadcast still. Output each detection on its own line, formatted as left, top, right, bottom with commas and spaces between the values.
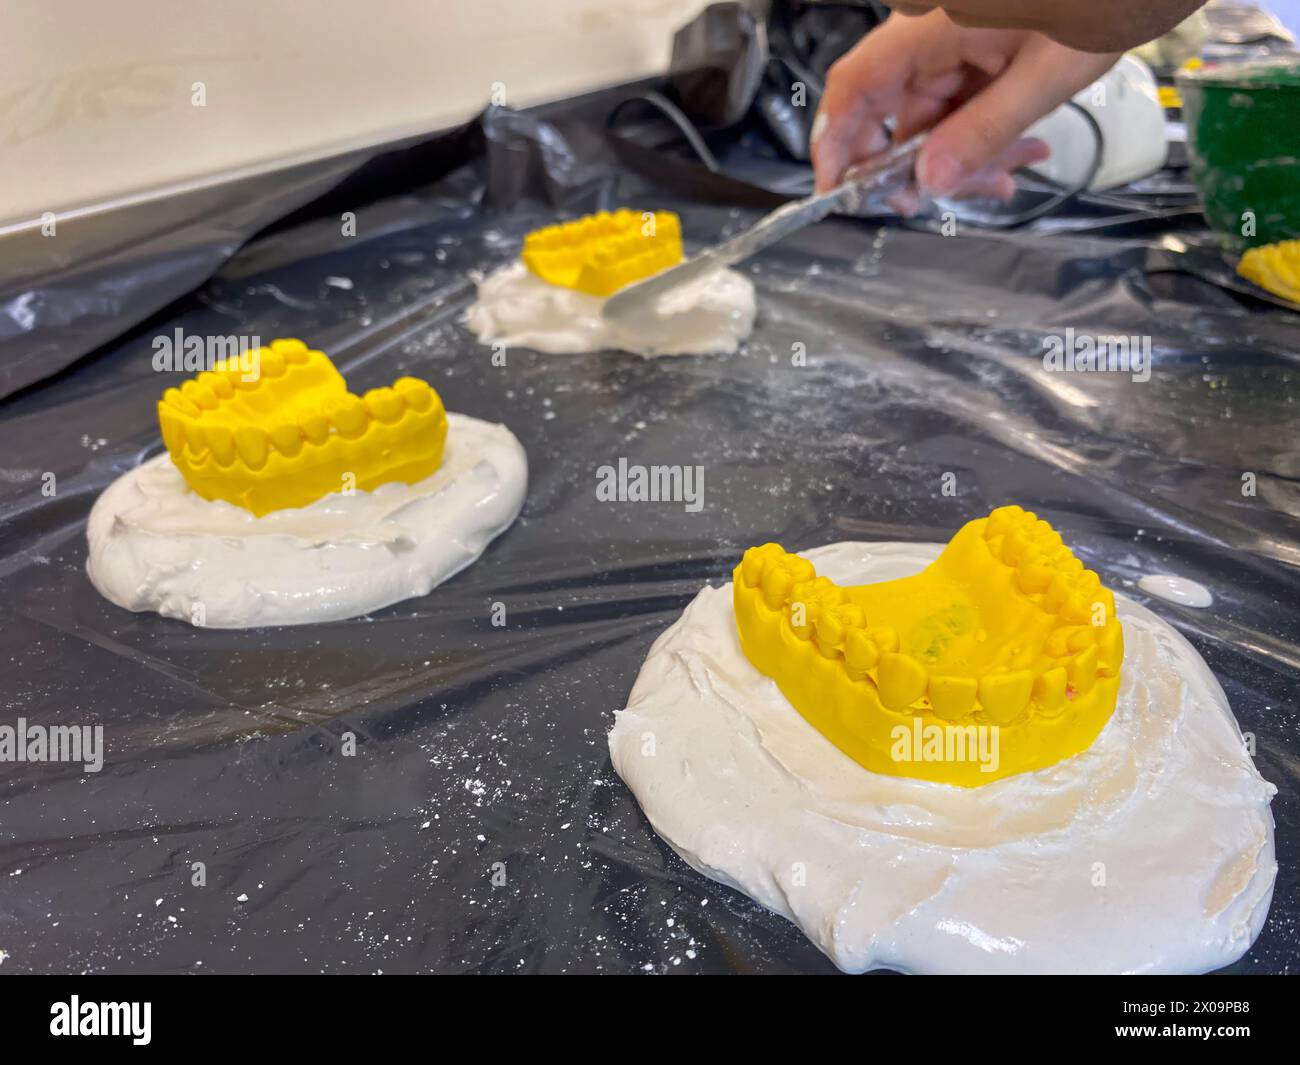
521, 209, 683, 297
733, 506, 1124, 786
157, 339, 448, 517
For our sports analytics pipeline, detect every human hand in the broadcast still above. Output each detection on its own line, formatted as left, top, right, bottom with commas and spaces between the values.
811, 11, 1119, 205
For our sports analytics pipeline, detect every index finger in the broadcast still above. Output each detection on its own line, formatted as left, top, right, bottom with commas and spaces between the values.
811, 19, 919, 191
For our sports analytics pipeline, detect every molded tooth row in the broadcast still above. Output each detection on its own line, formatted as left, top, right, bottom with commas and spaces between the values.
158, 366, 443, 465
867, 639, 1114, 728
161, 346, 311, 413
159, 339, 313, 407
1028, 565, 1119, 707
736, 546, 908, 680
525, 210, 681, 251
590, 232, 663, 266
738, 544, 814, 603
737, 529, 1123, 726
873, 653, 1093, 725
521, 210, 683, 297
576, 240, 681, 298
525, 209, 643, 250
983, 506, 1113, 627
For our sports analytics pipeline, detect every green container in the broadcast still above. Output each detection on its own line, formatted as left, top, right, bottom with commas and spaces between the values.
1178, 55, 1300, 251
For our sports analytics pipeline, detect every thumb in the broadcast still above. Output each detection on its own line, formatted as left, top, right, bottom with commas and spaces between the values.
918, 41, 1115, 196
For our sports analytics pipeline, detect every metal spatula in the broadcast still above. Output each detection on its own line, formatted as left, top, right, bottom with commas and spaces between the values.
602, 134, 925, 328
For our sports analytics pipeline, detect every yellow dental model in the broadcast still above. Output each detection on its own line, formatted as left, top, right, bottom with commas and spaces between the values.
521, 209, 683, 296
733, 506, 1124, 786
1237, 240, 1300, 304
157, 339, 447, 517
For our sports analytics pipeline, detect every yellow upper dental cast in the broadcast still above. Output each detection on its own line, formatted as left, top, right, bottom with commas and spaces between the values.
733, 506, 1125, 786
157, 339, 448, 517
1237, 240, 1300, 304
521, 209, 683, 297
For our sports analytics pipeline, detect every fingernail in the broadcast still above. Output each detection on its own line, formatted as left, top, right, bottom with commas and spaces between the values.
813, 150, 842, 194
919, 150, 964, 196
1024, 136, 1051, 164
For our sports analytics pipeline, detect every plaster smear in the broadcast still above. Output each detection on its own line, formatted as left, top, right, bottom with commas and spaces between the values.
1138, 573, 1214, 609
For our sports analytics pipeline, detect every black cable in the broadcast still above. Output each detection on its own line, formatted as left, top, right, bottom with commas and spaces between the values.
605, 91, 723, 174
957, 101, 1105, 229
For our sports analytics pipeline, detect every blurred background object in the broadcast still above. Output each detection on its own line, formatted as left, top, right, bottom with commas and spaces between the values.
1204, 0, 1297, 45
1178, 54, 1300, 250
1025, 56, 1168, 192
1133, 8, 1212, 69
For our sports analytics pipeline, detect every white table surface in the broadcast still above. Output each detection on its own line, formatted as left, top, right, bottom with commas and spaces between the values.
3, 0, 714, 229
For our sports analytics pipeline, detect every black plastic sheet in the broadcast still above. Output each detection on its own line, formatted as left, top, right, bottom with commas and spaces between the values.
0, 149, 380, 403
0, 104, 1296, 974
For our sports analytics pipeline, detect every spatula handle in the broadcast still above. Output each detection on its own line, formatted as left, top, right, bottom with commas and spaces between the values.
708, 132, 926, 268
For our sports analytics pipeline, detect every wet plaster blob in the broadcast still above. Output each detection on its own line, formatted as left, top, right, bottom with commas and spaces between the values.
609, 541, 1277, 974
87, 413, 527, 628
